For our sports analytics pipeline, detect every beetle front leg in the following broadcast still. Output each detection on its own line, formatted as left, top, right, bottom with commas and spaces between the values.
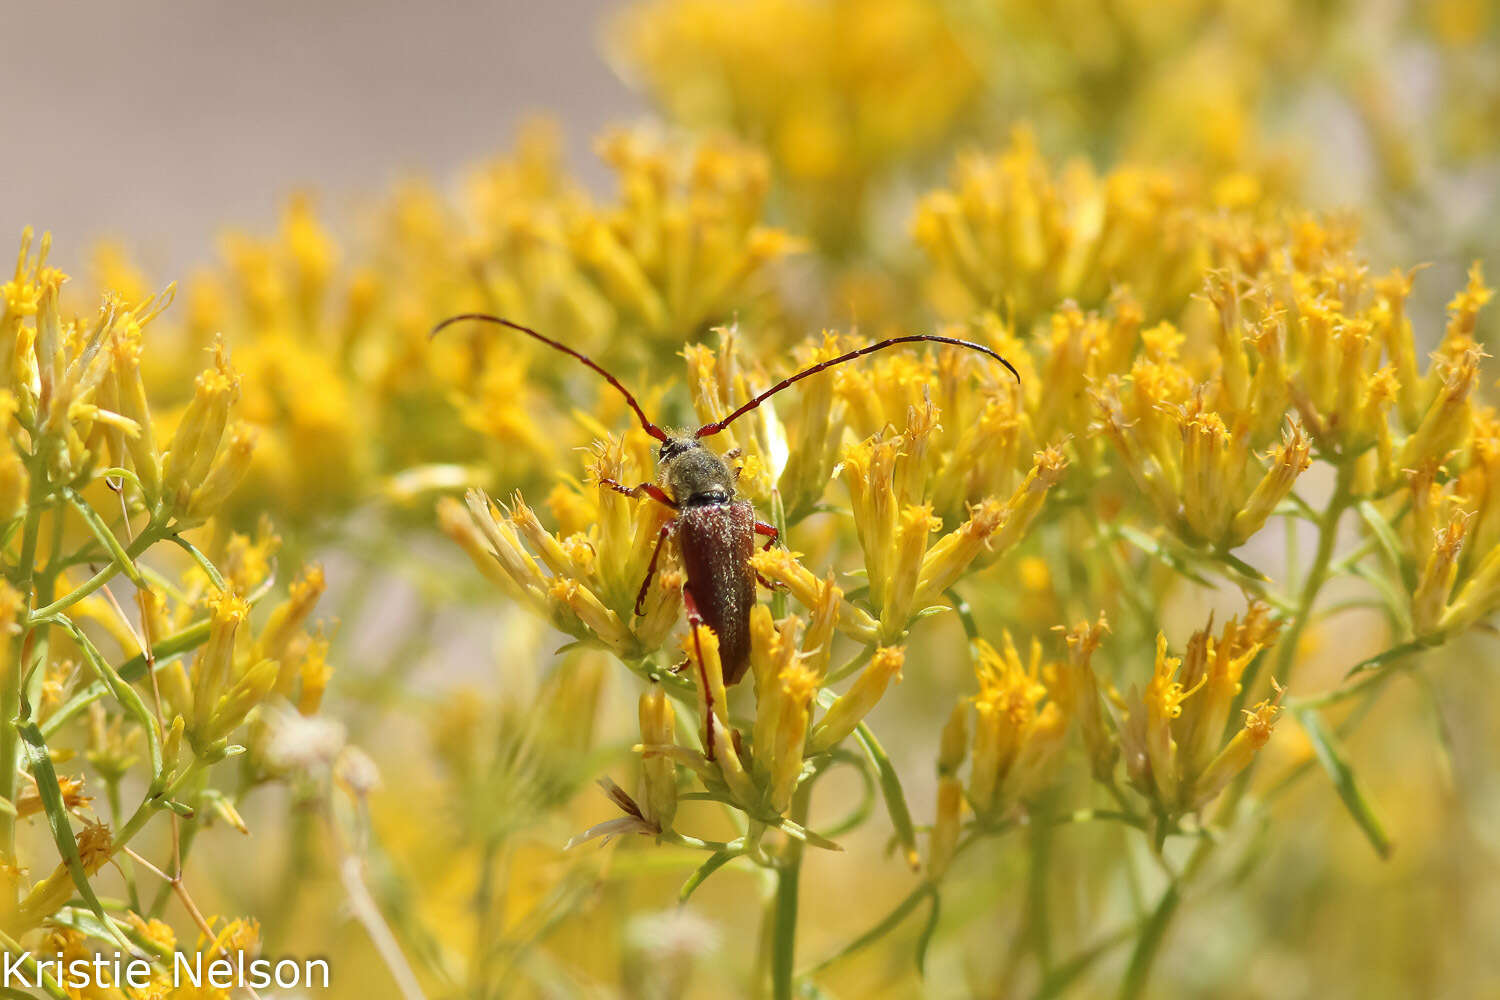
753, 519, 784, 591
598, 477, 678, 510
634, 520, 676, 616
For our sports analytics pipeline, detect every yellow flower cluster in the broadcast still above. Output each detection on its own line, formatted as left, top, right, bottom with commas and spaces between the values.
1085, 219, 1493, 556
0, 231, 331, 969
2, 232, 253, 525
441, 436, 683, 665
115, 126, 800, 531
1386, 267, 1500, 638
1115, 604, 1284, 817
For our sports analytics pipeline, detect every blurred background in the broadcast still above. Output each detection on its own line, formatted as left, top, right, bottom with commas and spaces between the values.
0, 1, 637, 272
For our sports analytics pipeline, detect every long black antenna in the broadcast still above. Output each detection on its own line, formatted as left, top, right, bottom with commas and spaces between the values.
695, 334, 1021, 439
431, 313, 670, 443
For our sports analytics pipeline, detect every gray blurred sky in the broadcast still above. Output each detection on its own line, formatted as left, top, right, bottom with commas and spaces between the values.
0, 1, 640, 275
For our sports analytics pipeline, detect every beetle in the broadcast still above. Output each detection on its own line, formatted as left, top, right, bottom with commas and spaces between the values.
432, 313, 1018, 757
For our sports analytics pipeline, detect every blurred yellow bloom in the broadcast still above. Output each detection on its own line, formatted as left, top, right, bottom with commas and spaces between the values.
615, 0, 980, 249
916, 129, 1231, 327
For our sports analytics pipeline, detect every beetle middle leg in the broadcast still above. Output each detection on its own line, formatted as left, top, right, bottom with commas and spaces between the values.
681, 586, 717, 761
634, 520, 676, 616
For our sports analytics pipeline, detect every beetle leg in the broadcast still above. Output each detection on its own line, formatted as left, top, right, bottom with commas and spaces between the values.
598, 477, 678, 510
634, 520, 676, 616
681, 586, 716, 761
752, 520, 785, 590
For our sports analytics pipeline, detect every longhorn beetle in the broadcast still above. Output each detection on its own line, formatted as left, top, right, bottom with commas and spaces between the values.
432, 313, 1019, 758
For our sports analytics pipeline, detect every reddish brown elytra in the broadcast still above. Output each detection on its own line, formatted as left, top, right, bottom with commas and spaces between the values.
431, 313, 1019, 759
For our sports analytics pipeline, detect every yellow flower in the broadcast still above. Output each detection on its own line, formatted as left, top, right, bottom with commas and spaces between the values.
1117, 606, 1283, 815
967, 632, 1071, 818
807, 646, 905, 754
163, 339, 242, 514
637, 685, 678, 829
1058, 614, 1115, 781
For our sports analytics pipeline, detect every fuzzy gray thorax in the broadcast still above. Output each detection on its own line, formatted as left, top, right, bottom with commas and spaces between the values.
659, 437, 735, 506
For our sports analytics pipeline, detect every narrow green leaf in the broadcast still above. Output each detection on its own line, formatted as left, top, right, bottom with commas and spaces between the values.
1120, 882, 1181, 1000
43, 618, 212, 738
774, 816, 842, 852
814, 750, 876, 839
854, 722, 919, 870
1035, 922, 1139, 1000
38, 615, 165, 786
678, 849, 737, 903
798, 883, 933, 978
1216, 549, 1270, 583
167, 533, 227, 591
1296, 708, 1393, 858
914, 888, 941, 976
16, 716, 137, 953
1344, 638, 1426, 679
1116, 526, 1216, 589
1358, 500, 1416, 592
1412, 671, 1456, 793
64, 489, 143, 587
1344, 562, 1413, 636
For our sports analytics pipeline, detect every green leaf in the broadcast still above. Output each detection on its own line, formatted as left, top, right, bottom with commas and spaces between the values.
1344, 637, 1427, 679
1115, 526, 1216, 589
1358, 500, 1416, 593
37, 615, 165, 788
774, 816, 842, 852
16, 716, 137, 953
798, 883, 934, 978
813, 750, 875, 839
678, 849, 736, 903
1412, 671, 1456, 794
167, 533, 228, 591
1035, 922, 1140, 1000
914, 888, 941, 976
43, 618, 212, 738
1344, 562, 1413, 636
1296, 707, 1393, 858
64, 489, 143, 587
854, 722, 919, 870
1120, 882, 1181, 1000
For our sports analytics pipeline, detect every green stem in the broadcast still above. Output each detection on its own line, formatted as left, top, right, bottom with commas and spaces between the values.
1119, 883, 1180, 1000
1027, 797, 1054, 975
1267, 465, 1354, 688
771, 778, 811, 1000
769, 489, 789, 622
